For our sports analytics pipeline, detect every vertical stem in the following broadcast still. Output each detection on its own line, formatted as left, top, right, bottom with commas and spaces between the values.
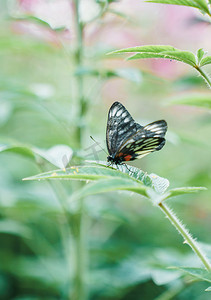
158, 202, 211, 271
71, 197, 87, 300
71, 1, 87, 300
74, 0, 86, 146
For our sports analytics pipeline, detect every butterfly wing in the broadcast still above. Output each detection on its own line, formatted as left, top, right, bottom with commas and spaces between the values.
106, 102, 142, 155
143, 120, 167, 138
118, 120, 167, 161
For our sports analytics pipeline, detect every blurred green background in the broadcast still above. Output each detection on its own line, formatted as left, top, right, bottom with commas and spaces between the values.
0, 0, 211, 299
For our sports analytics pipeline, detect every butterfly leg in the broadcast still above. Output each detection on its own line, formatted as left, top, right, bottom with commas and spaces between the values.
107, 162, 114, 169
115, 164, 120, 171
122, 163, 135, 175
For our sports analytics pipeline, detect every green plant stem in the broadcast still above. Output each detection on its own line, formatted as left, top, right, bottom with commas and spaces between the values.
158, 202, 211, 271
74, 0, 86, 147
195, 66, 211, 89
72, 1, 87, 300
71, 197, 87, 300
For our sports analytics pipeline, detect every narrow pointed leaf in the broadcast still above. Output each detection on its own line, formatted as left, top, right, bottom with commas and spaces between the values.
197, 48, 205, 64
164, 187, 207, 200
0, 144, 36, 160
108, 45, 176, 55
23, 163, 205, 203
146, 0, 210, 15
23, 165, 139, 182
205, 286, 211, 291
13, 15, 53, 29
161, 50, 196, 66
128, 52, 174, 60
108, 45, 196, 67
200, 56, 211, 67
174, 267, 211, 283
128, 51, 196, 67
77, 161, 169, 193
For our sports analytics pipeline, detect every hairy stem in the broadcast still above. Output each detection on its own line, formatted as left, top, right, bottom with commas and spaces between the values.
158, 202, 211, 271
195, 66, 211, 89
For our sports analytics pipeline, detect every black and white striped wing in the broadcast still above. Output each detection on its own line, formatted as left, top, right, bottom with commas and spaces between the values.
119, 120, 167, 161
106, 101, 143, 155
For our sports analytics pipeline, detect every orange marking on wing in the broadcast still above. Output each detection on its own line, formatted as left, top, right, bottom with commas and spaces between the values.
116, 152, 124, 157
124, 155, 132, 161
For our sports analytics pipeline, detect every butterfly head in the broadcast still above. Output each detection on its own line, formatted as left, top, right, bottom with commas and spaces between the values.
107, 154, 121, 164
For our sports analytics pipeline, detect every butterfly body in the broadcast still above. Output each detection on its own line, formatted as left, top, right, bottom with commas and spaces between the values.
106, 102, 167, 165
107, 153, 133, 164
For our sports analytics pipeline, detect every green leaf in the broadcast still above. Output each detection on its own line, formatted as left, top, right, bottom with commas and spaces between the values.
205, 286, 211, 291
0, 143, 73, 167
200, 56, 211, 67
175, 267, 211, 283
146, 0, 210, 15
12, 15, 66, 31
197, 48, 205, 64
0, 144, 36, 160
169, 93, 211, 109
13, 15, 52, 29
23, 161, 169, 194
129, 51, 196, 67
0, 220, 31, 238
23, 164, 136, 182
108, 45, 197, 67
70, 178, 148, 201
164, 187, 207, 200
23, 163, 207, 205
109, 45, 176, 55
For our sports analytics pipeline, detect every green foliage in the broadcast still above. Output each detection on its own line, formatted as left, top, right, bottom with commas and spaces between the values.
197, 49, 205, 64
23, 163, 206, 206
146, 0, 211, 16
108, 45, 211, 87
0, 143, 73, 168
1, 0, 211, 299
163, 187, 207, 200
0, 219, 31, 238
108, 45, 211, 68
0, 144, 36, 160
200, 56, 211, 67
175, 267, 211, 283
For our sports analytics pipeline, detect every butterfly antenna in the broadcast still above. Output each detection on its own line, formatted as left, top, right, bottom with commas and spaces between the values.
90, 136, 108, 155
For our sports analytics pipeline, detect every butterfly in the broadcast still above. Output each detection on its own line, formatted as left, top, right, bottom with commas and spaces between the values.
106, 101, 167, 165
